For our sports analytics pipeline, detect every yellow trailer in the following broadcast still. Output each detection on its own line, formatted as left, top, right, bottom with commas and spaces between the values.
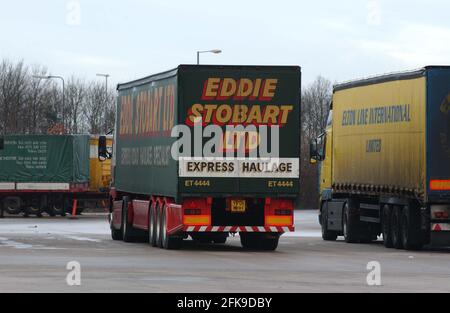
311, 66, 450, 251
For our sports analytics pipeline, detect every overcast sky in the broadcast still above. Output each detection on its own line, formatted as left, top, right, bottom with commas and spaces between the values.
1, 0, 449, 87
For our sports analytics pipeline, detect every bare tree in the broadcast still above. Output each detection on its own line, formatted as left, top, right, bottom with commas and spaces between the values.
0, 60, 28, 134
300, 76, 332, 210
302, 76, 332, 139
0, 59, 117, 136
84, 82, 107, 135
65, 77, 87, 134
24, 65, 52, 134
104, 89, 116, 134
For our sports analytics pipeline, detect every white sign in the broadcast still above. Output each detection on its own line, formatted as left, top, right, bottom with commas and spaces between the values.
179, 158, 299, 179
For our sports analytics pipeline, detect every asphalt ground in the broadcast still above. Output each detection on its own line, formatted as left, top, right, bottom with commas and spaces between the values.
0, 211, 448, 293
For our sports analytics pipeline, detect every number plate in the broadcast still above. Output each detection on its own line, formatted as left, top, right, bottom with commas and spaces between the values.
231, 200, 246, 213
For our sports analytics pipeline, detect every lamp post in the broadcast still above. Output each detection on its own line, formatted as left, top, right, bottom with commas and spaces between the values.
33, 75, 65, 132
197, 49, 222, 65
96, 74, 110, 133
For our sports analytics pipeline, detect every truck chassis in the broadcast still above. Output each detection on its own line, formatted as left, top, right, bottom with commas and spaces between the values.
109, 188, 295, 250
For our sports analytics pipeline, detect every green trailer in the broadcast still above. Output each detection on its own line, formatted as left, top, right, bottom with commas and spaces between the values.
108, 65, 301, 250
0, 135, 90, 217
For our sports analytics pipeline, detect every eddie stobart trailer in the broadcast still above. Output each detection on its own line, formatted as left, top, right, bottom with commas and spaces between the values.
311, 66, 450, 250
105, 65, 301, 250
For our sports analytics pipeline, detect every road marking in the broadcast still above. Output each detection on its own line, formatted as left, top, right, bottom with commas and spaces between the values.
64, 236, 101, 243
0, 237, 34, 249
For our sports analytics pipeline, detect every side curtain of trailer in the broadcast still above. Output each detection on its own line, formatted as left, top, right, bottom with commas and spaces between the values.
0, 135, 75, 183
332, 77, 427, 195
114, 72, 179, 198
72, 135, 90, 183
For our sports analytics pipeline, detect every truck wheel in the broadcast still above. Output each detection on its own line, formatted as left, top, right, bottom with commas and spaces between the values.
212, 234, 228, 244
240, 233, 279, 251
401, 204, 423, 251
5, 205, 21, 215
390, 206, 403, 249
47, 207, 56, 217
4, 198, 21, 215
61, 197, 72, 217
52, 205, 65, 217
161, 206, 182, 250
240, 233, 259, 250
382, 205, 394, 248
111, 213, 123, 241
25, 206, 42, 217
122, 197, 136, 243
343, 201, 360, 243
260, 234, 280, 251
48, 203, 63, 217
155, 204, 163, 248
321, 202, 338, 241
149, 204, 158, 247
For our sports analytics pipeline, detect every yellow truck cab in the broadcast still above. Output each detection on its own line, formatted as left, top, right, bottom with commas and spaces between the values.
89, 135, 113, 193
318, 110, 333, 199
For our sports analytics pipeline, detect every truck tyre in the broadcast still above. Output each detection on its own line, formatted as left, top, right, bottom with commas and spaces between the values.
240, 233, 259, 250
122, 197, 136, 243
155, 204, 163, 248
382, 205, 394, 248
111, 214, 123, 241
321, 202, 338, 241
359, 227, 376, 244
212, 234, 228, 244
52, 204, 65, 217
47, 207, 56, 217
401, 204, 423, 251
240, 233, 279, 251
25, 206, 42, 218
61, 197, 72, 217
149, 204, 157, 247
47, 196, 63, 217
4, 198, 21, 215
260, 234, 280, 251
343, 201, 360, 243
161, 206, 182, 250
390, 206, 403, 249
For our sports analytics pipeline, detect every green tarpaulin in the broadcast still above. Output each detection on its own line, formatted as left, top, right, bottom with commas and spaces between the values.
0, 135, 90, 183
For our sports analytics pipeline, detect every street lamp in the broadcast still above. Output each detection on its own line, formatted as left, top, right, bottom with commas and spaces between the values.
197, 49, 222, 65
96, 74, 110, 133
33, 75, 65, 130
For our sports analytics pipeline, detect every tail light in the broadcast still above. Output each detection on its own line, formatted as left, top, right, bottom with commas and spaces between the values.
431, 206, 450, 220
182, 198, 211, 226
265, 199, 294, 226
275, 209, 292, 216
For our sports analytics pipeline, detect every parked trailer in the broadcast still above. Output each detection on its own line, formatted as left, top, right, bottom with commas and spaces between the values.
311, 66, 450, 250
0, 135, 90, 217
106, 65, 301, 250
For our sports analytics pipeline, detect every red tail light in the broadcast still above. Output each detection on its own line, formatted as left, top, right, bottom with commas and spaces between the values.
275, 209, 292, 216
184, 209, 202, 215
432, 206, 450, 220
434, 212, 449, 219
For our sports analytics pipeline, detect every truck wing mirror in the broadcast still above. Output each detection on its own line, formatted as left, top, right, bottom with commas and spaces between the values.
98, 136, 111, 162
310, 139, 319, 164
